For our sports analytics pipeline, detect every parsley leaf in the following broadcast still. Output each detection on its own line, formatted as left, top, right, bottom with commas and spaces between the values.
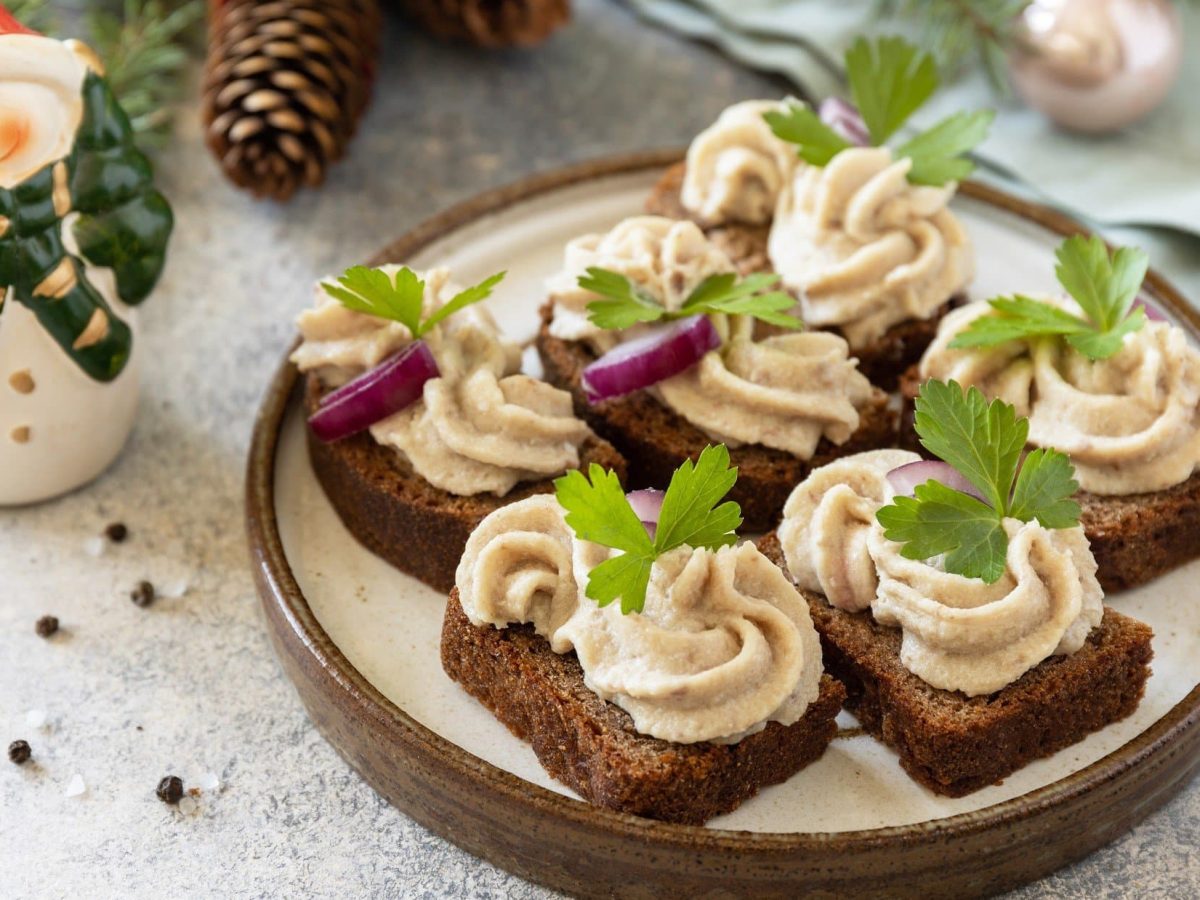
765, 37, 992, 186
578, 267, 664, 330
653, 444, 743, 551
323, 266, 424, 333
913, 378, 1027, 513
1056, 235, 1148, 330
554, 444, 743, 614
581, 269, 802, 331
1008, 448, 1081, 529
555, 462, 654, 558
680, 272, 802, 328
876, 481, 1009, 583
763, 100, 851, 168
846, 36, 939, 146
895, 110, 996, 186
949, 236, 1150, 361
875, 380, 1080, 583
423, 271, 507, 333
323, 265, 506, 338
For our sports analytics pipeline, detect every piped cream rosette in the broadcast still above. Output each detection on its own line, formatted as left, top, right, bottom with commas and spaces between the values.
780, 450, 1104, 696
679, 99, 797, 226
768, 146, 974, 349
546, 216, 875, 457
921, 297, 1200, 496
293, 267, 592, 497
456, 495, 825, 744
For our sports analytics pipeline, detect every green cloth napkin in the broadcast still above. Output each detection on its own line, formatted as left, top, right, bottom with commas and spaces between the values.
624, 0, 1200, 300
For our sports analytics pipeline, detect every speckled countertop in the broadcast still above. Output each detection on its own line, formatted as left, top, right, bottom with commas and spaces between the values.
1, 2, 1196, 897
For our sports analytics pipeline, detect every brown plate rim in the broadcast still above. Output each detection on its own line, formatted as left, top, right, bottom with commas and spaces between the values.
247, 150, 1200, 895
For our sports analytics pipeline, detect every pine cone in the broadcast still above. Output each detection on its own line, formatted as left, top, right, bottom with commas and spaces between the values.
401, 0, 570, 48
202, 0, 382, 201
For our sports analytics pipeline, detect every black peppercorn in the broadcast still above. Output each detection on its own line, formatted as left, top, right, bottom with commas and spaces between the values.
130, 581, 155, 608
105, 522, 128, 543
156, 775, 184, 805
34, 615, 59, 638
8, 740, 31, 765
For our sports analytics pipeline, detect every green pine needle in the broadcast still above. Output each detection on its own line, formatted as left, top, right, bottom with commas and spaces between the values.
88, 0, 205, 148
554, 445, 743, 614
7, 0, 56, 32
7, 0, 203, 150
871, 0, 1032, 92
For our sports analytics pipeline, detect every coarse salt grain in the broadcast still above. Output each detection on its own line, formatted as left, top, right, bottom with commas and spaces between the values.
197, 771, 220, 792
177, 795, 197, 815
25, 709, 47, 728
160, 578, 190, 599
65, 774, 86, 798
83, 536, 106, 558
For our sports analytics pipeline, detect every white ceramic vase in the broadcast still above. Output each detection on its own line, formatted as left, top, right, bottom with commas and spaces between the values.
0, 291, 140, 505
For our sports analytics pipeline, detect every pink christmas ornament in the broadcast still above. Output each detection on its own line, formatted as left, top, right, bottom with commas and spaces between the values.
1008, 0, 1183, 134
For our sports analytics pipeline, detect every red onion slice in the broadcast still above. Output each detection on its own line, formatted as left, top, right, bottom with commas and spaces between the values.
887, 460, 986, 503
627, 489, 664, 539
1133, 294, 1168, 322
582, 315, 720, 404
819, 97, 870, 147
308, 340, 439, 443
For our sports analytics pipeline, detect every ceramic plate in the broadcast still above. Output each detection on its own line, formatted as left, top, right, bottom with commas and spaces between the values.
248, 151, 1200, 898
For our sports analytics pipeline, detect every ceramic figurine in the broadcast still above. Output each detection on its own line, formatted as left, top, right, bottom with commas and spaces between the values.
0, 9, 172, 504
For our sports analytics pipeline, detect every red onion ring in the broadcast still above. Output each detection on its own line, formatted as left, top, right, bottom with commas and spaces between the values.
582, 315, 720, 404
627, 488, 664, 535
887, 460, 986, 503
1133, 294, 1168, 322
819, 97, 870, 147
308, 341, 439, 442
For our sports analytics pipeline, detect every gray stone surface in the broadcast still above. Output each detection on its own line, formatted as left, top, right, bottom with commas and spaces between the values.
0, 1, 1196, 897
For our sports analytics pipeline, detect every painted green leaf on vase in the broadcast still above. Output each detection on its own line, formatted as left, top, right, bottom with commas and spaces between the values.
0, 70, 172, 382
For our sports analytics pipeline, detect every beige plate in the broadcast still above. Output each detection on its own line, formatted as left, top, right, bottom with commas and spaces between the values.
247, 151, 1200, 898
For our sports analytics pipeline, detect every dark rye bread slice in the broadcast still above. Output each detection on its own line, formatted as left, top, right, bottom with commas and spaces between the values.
535, 304, 897, 532
646, 160, 960, 389
304, 373, 625, 594
440, 588, 846, 824
756, 532, 1154, 796
899, 363, 1200, 593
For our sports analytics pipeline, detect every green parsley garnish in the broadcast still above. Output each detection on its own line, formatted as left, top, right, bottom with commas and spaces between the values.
950, 235, 1150, 361
579, 268, 802, 331
876, 380, 1080, 584
322, 265, 506, 338
553, 444, 743, 614
763, 36, 994, 186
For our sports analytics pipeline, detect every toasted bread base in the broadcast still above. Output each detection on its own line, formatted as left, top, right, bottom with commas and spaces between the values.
303, 374, 626, 593
535, 306, 897, 532
757, 533, 1154, 796
440, 588, 846, 824
645, 161, 961, 389
898, 364, 1200, 592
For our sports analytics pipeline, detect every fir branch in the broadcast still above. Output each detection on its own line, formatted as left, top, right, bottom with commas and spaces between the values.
871, 0, 1030, 91
7, 0, 57, 32
5, 0, 203, 149
85, 0, 205, 148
